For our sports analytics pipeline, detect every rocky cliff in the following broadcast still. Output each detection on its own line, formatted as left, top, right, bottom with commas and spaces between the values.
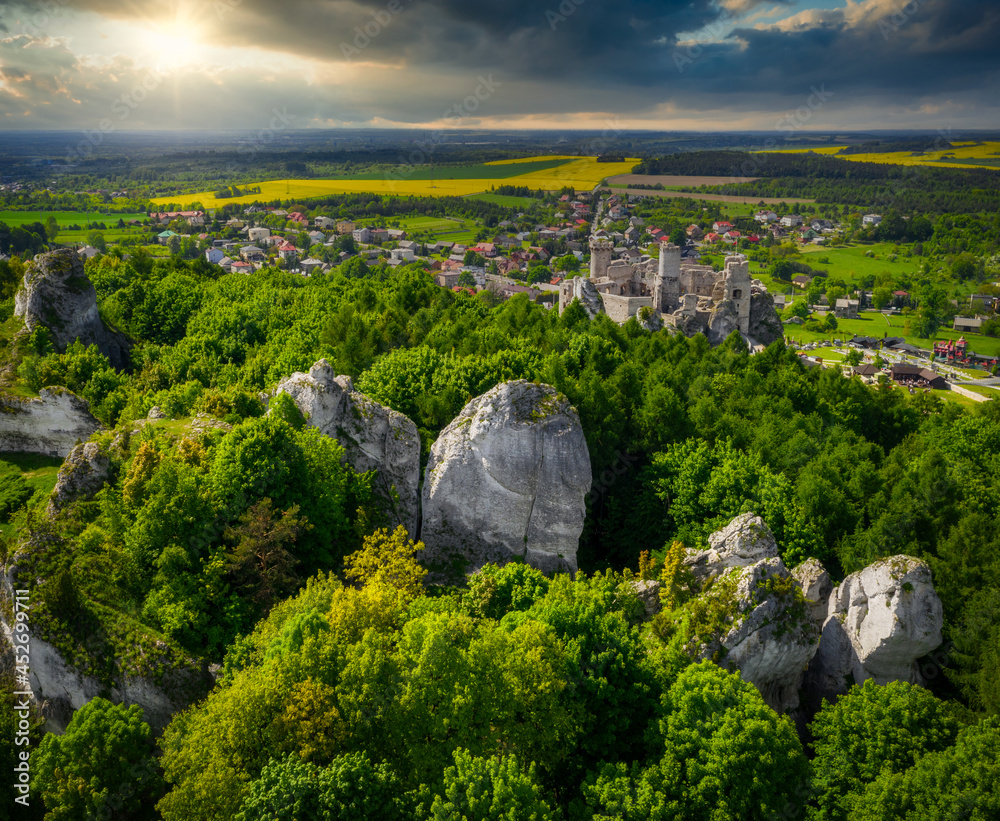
0, 388, 101, 457
14, 248, 132, 370
707, 299, 741, 347
682, 516, 819, 712
421, 380, 592, 578
803, 555, 943, 709
684, 512, 780, 588
272, 360, 421, 535
1, 561, 210, 735
748, 289, 785, 347
46, 442, 111, 516
681, 515, 944, 715
563, 277, 605, 320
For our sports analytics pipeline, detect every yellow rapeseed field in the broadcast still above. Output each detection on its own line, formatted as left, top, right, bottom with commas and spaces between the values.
150, 156, 639, 207
764, 141, 1000, 170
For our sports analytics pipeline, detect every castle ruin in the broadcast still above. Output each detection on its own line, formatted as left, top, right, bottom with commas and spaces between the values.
559, 230, 767, 345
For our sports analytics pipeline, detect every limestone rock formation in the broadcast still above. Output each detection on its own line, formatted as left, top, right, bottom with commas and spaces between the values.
636, 307, 663, 333
0, 388, 101, 457
46, 442, 110, 516
421, 380, 592, 577
684, 513, 780, 587
748, 290, 785, 346
562, 276, 605, 320
792, 558, 833, 625
1, 563, 209, 734
694, 558, 820, 712
707, 299, 740, 346
631, 579, 662, 618
804, 555, 943, 707
272, 360, 421, 535
14, 249, 132, 370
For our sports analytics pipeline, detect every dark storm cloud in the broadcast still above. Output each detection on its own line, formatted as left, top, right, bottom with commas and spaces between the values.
0, 0, 997, 127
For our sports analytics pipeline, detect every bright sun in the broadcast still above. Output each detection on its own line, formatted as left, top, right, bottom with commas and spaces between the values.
142, 21, 203, 70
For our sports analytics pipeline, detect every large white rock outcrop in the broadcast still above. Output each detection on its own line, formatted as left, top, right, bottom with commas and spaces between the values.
46, 442, 111, 516
563, 277, 605, 320
421, 380, 592, 577
803, 555, 943, 705
684, 513, 780, 587
272, 360, 421, 535
0, 388, 101, 457
14, 249, 132, 370
792, 558, 833, 626
690, 557, 820, 713
748, 289, 784, 347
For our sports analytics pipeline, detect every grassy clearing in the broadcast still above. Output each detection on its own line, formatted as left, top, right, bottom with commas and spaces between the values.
466, 193, 541, 207
797, 243, 920, 285
0, 210, 147, 227
0, 452, 63, 538
961, 384, 999, 398
785, 312, 1000, 358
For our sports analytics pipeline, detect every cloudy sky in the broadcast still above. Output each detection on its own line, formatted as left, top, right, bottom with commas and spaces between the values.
0, 0, 997, 132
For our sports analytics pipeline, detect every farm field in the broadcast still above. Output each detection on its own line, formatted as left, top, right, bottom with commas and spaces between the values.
765, 141, 1000, 170
151, 156, 638, 207
607, 175, 758, 187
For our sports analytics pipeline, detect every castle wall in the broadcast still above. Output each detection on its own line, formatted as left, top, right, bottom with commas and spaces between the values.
601, 294, 654, 324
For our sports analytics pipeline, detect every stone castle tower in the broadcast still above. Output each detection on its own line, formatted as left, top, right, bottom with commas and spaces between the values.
589, 232, 614, 281
654, 242, 681, 313
722, 254, 752, 334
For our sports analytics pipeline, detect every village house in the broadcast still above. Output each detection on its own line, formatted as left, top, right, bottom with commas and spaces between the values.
954, 316, 983, 333
336, 221, 356, 234
248, 227, 271, 243
205, 247, 226, 265
792, 274, 812, 289
277, 241, 298, 262
780, 215, 804, 228
240, 245, 266, 262
863, 214, 883, 227
835, 298, 860, 319
352, 226, 372, 244
755, 210, 778, 223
